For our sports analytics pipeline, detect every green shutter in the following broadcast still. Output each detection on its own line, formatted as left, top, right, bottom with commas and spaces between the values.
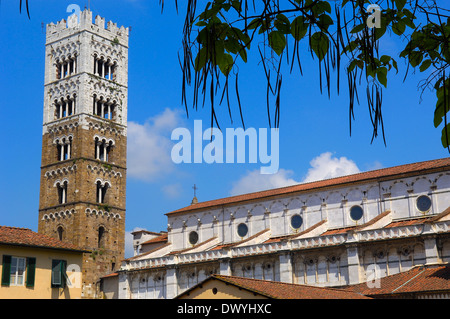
26, 257, 36, 288
60, 260, 67, 289
1, 255, 11, 286
51, 260, 61, 288
51, 260, 67, 288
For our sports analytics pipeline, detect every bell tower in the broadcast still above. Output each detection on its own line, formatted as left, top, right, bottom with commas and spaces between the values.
38, 9, 128, 298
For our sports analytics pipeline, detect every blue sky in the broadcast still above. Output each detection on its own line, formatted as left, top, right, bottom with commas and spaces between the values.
0, 0, 448, 257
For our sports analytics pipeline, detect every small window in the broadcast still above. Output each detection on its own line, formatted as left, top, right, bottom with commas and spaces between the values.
237, 223, 248, 238
51, 260, 67, 288
57, 226, 64, 241
416, 195, 432, 213
350, 205, 364, 221
10, 257, 26, 286
188, 231, 199, 245
290, 214, 303, 230
98, 226, 105, 248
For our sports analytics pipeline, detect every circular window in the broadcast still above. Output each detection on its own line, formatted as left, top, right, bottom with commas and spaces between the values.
212, 288, 218, 295
237, 223, 248, 237
188, 231, 199, 245
350, 205, 364, 221
290, 214, 303, 230
416, 195, 431, 213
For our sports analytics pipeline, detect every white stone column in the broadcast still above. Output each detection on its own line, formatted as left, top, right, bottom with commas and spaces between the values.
98, 185, 103, 203
279, 252, 293, 283
118, 272, 130, 299
62, 184, 66, 204
424, 236, 441, 265
67, 142, 71, 160
219, 257, 232, 276
60, 143, 64, 161
165, 267, 178, 299
94, 58, 98, 75
103, 143, 107, 161
346, 244, 361, 285
96, 141, 100, 160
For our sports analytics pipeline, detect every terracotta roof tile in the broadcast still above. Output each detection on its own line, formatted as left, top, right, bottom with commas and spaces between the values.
141, 233, 168, 245
184, 275, 372, 299
384, 217, 432, 228
167, 158, 450, 216
344, 264, 450, 296
0, 226, 87, 252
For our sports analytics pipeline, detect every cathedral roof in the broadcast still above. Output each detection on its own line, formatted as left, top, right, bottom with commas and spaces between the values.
167, 157, 450, 216
0, 226, 88, 253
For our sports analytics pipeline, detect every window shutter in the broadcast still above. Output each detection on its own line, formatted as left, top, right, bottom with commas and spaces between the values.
26, 257, 36, 288
61, 260, 67, 289
51, 260, 62, 287
1, 255, 11, 286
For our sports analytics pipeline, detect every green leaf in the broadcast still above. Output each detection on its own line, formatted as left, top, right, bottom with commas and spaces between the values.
419, 59, 432, 72
409, 51, 423, 67
219, 53, 234, 76
350, 24, 365, 34
395, 0, 407, 11
441, 124, 450, 148
275, 14, 291, 34
268, 31, 286, 55
377, 67, 388, 88
291, 16, 308, 41
194, 47, 207, 71
380, 55, 391, 64
239, 48, 247, 63
247, 18, 261, 30
392, 20, 406, 35
310, 32, 329, 61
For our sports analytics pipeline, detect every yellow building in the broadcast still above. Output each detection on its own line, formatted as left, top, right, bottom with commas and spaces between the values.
0, 226, 88, 299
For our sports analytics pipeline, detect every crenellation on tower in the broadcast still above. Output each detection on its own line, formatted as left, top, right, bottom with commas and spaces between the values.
46, 10, 129, 47
38, 8, 128, 298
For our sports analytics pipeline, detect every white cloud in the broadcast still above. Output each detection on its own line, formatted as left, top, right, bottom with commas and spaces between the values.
229, 152, 361, 195
230, 168, 298, 196
162, 183, 183, 199
127, 108, 184, 182
302, 152, 360, 183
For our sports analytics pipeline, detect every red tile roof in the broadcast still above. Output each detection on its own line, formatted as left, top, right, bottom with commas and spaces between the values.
141, 233, 168, 245
344, 264, 450, 297
384, 217, 432, 228
178, 275, 372, 299
0, 226, 87, 252
167, 158, 450, 216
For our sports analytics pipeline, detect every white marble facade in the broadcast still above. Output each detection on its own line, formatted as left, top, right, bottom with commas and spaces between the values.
119, 159, 450, 299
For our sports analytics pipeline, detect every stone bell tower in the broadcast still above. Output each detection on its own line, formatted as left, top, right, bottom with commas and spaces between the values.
38, 9, 128, 298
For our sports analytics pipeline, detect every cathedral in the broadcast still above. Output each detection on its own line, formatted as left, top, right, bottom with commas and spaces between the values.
119, 158, 450, 299
35, 9, 450, 299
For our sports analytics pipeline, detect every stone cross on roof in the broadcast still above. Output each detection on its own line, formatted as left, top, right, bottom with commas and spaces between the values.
191, 184, 199, 205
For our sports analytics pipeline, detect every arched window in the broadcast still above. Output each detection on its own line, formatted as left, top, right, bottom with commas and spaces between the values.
94, 138, 113, 162
57, 226, 64, 241
57, 181, 68, 204
96, 181, 109, 204
54, 95, 76, 120
98, 226, 105, 248
56, 137, 72, 161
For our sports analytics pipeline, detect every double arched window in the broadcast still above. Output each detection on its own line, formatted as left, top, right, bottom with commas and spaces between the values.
55, 180, 69, 205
